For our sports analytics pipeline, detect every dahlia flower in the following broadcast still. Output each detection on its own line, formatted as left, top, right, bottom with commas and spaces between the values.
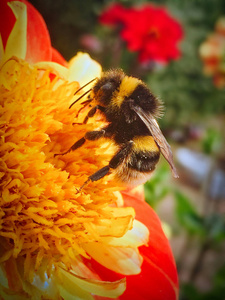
99, 3, 183, 65
0, 1, 178, 299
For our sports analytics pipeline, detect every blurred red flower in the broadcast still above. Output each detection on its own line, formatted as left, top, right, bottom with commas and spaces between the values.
99, 3, 183, 65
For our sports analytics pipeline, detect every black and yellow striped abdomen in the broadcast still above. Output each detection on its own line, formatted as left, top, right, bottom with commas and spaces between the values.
114, 136, 160, 186
129, 136, 160, 172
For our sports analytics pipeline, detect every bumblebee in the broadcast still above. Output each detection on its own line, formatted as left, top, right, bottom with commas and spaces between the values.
57, 69, 178, 190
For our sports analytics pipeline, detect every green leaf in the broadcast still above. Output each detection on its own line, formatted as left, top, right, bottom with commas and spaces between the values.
180, 265, 225, 300
144, 164, 171, 208
204, 214, 225, 244
174, 191, 205, 235
201, 128, 222, 155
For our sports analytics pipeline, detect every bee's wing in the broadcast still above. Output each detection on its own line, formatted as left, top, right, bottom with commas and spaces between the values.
131, 104, 179, 178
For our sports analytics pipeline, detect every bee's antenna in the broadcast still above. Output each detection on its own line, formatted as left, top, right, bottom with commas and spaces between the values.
69, 88, 93, 109
69, 78, 97, 109
74, 78, 97, 96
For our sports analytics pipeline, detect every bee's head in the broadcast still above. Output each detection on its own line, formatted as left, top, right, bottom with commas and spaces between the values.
91, 69, 125, 106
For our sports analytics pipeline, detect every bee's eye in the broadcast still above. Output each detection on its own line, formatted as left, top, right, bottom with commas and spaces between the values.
101, 82, 114, 91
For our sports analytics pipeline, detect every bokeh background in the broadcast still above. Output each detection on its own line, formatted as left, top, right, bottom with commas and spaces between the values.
29, 0, 225, 299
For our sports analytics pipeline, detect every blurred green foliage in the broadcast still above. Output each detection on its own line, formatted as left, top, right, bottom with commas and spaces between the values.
173, 189, 225, 300
174, 191, 205, 236
146, 164, 225, 299
180, 265, 225, 300
174, 191, 225, 243
144, 163, 170, 208
201, 128, 223, 155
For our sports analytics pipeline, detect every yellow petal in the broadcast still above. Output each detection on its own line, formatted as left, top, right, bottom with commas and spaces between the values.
0, 249, 13, 264
84, 243, 143, 275
34, 61, 69, 79
71, 258, 100, 280
59, 285, 94, 300
100, 219, 149, 247
57, 267, 126, 298
3, 2, 27, 64
34, 52, 102, 93
84, 207, 135, 239
67, 52, 102, 87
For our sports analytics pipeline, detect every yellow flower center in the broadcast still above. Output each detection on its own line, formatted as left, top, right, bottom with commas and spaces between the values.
0, 55, 149, 299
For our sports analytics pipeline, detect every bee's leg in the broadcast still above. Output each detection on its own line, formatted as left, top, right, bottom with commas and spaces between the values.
54, 137, 86, 156
77, 166, 111, 192
54, 129, 107, 157
83, 105, 105, 124
74, 98, 92, 120
77, 141, 133, 192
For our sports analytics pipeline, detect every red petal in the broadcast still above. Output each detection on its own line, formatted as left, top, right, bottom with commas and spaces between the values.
51, 47, 68, 66
90, 190, 178, 300
121, 191, 179, 300
20, 0, 52, 63
0, 0, 16, 48
0, 0, 52, 63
